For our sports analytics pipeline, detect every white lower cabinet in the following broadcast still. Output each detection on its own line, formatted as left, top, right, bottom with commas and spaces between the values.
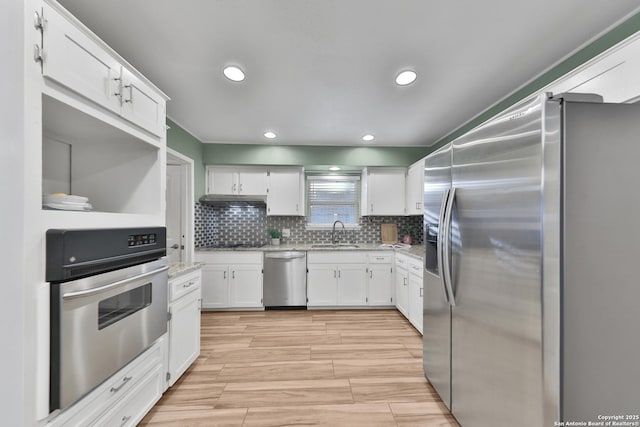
46, 337, 166, 427
307, 252, 368, 307
395, 254, 424, 334
367, 253, 394, 306
168, 270, 201, 387
196, 251, 263, 309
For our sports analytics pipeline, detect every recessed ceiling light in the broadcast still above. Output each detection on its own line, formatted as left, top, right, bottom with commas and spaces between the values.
223, 66, 245, 82
362, 134, 375, 141
264, 131, 277, 139
395, 70, 417, 86
329, 166, 341, 171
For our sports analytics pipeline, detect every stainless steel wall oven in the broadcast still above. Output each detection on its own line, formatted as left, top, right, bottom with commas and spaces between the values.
46, 227, 168, 412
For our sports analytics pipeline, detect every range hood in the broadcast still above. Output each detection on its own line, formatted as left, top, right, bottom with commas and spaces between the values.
198, 194, 267, 207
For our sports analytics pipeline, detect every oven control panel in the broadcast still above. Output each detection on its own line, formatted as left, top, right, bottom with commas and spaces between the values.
128, 233, 157, 247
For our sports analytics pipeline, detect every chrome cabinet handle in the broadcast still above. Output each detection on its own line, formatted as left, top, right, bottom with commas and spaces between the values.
110, 376, 132, 393
338, 270, 341, 278
232, 271, 235, 279
334, 270, 337, 278
121, 415, 132, 426
170, 243, 179, 249
239, 183, 243, 193
369, 270, 373, 279
183, 281, 196, 288
33, 11, 43, 29
232, 184, 237, 193
123, 84, 133, 103
223, 270, 227, 279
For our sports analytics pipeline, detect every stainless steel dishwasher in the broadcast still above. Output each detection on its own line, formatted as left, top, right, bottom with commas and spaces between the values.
263, 251, 307, 309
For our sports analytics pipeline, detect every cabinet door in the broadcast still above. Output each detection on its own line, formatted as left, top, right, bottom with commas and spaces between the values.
42, 4, 121, 114
207, 168, 237, 195
337, 264, 368, 306
406, 160, 425, 215
307, 265, 338, 306
168, 288, 201, 386
267, 169, 303, 216
408, 273, 424, 334
238, 169, 268, 195
368, 265, 393, 306
230, 265, 263, 307
395, 267, 409, 317
201, 265, 229, 308
367, 169, 406, 215
120, 68, 166, 137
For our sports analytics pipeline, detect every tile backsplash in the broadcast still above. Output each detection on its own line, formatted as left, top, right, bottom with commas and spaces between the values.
194, 203, 423, 248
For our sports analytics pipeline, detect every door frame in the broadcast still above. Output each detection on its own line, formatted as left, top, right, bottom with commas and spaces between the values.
167, 147, 195, 263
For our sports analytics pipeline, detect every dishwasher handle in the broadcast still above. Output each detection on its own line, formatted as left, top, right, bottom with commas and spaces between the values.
264, 252, 306, 260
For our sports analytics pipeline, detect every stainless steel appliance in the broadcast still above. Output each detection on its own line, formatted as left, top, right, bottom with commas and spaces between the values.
423, 93, 640, 426
47, 227, 168, 412
263, 251, 307, 308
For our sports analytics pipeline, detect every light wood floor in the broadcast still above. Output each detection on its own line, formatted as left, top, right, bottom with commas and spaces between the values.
140, 309, 459, 427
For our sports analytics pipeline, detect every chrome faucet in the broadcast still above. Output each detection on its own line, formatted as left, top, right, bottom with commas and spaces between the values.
332, 220, 346, 244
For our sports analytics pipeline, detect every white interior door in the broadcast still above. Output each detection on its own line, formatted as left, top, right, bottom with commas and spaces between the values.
166, 164, 183, 264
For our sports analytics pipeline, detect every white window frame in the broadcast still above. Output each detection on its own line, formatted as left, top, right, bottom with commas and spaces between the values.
306, 175, 361, 230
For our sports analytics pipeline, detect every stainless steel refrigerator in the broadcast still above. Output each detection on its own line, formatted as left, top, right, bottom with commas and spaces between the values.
423, 93, 640, 427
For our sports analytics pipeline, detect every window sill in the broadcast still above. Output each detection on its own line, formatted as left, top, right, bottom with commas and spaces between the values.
305, 224, 362, 231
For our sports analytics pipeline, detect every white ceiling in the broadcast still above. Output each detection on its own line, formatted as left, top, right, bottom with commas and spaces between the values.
58, 1, 640, 147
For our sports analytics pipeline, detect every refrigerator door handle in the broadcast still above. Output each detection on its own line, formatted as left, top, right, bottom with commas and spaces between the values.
442, 187, 456, 306
437, 189, 451, 303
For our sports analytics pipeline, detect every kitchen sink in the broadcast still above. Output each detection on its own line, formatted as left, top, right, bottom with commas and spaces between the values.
310, 244, 360, 249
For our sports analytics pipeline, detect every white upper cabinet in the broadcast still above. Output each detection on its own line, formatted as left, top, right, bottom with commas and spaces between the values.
39, 3, 166, 138
206, 166, 267, 195
266, 167, 304, 216
361, 167, 406, 216
405, 158, 425, 215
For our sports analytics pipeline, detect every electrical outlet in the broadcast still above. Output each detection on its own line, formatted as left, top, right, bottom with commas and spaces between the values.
282, 228, 291, 237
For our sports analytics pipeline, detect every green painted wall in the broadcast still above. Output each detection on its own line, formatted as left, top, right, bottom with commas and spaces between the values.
427, 11, 640, 152
166, 118, 205, 198
203, 144, 429, 167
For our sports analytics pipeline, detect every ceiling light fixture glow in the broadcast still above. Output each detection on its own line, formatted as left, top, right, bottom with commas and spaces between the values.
362, 134, 375, 141
395, 70, 417, 86
264, 131, 277, 139
223, 66, 245, 82
329, 166, 341, 171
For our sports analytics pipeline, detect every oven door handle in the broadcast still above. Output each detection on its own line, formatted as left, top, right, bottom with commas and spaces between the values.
62, 266, 169, 300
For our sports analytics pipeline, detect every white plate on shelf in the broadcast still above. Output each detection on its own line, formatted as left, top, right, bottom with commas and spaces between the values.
43, 202, 92, 211
42, 194, 89, 204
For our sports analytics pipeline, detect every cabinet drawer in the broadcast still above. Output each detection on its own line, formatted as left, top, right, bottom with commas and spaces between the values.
46, 337, 165, 427
93, 365, 164, 427
368, 253, 393, 264
395, 254, 409, 268
308, 251, 367, 264
196, 251, 263, 265
408, 259, 424, 277
170, 270, 201, 302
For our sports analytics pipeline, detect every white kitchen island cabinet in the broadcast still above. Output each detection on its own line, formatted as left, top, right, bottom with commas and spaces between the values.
196, 251, 263, 309
361, 167, 407, 216
167, 270, 201, 387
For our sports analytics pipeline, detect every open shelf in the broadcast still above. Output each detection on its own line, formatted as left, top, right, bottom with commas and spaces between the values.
42, 94, 162, 216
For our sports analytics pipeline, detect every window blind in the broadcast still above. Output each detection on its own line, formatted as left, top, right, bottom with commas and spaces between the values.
307, 176, 360, 226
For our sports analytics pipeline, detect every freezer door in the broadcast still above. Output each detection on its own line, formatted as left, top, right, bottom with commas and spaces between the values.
422, 143, 452, 409
449, 94, 557, 427
562, 101, 640, 422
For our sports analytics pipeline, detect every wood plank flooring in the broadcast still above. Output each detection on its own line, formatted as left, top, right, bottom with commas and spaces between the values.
140, 310, 459, 426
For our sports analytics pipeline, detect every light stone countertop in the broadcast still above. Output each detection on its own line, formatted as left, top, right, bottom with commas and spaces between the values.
195, 243, 426, 261
168, 262, 202, 279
